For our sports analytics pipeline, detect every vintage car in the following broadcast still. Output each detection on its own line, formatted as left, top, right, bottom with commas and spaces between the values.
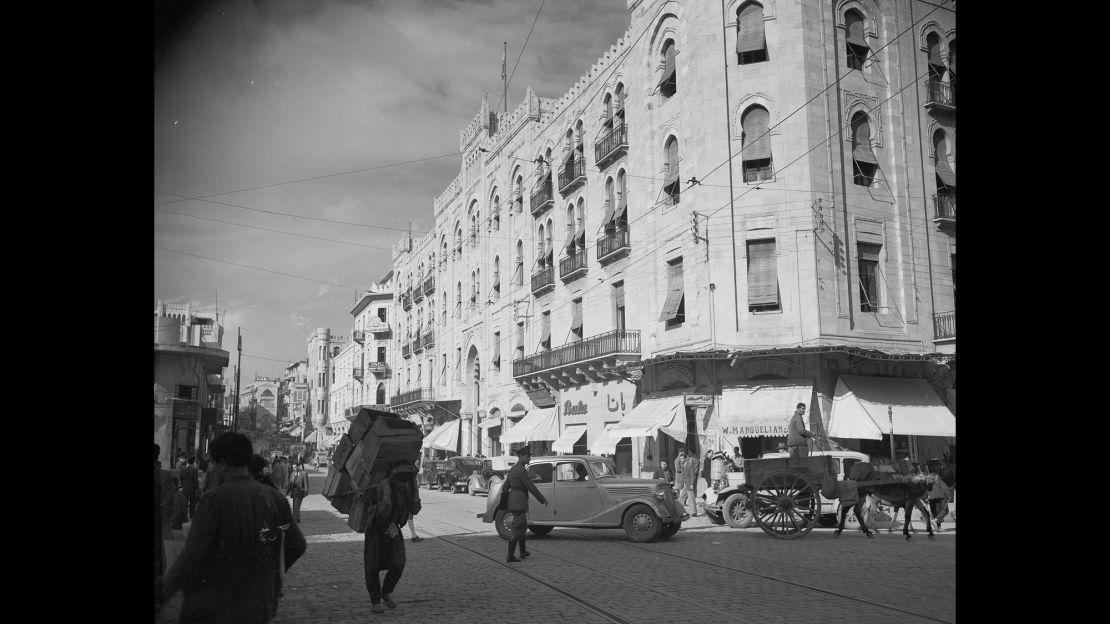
480, 455, 688, 542
466, 455, 517, 496
442, 456, 489, 493
702, 450, 870, 528
425, 459, 456, 491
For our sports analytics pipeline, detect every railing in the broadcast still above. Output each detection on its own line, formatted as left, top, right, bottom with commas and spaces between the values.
351, 367, 363, 380
926, 80, 956, 109
422, 330, 435, 349
558, 156, 586, 195
412, 335, 424, 353
530, 179, 553, 216
594, 123, 628, 168
423, 275, 435, 295
401, 290, 412, 310
367, 320, 391, 334
933, 193, 956, 221
933, 311, 956, 340
531, 266, 555, 294
391, 388, 436, 406
559, 249, 588, 281
743, 164, 774, 183
352, 330, 365, 343
367, 362, 390, 376
413, 286, 424, 303
401, 343, 411, 358
597, 228, 630, 263
513, 329, 640, 377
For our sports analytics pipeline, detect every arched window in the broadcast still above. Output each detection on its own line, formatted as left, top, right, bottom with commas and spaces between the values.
603, 177, 616, 234
741, 105, 773, 182
515, 174, 525, 214
376, 383, 386, 405
736, 2, 768, 64
515, 240, 524, 286
493, 256, 501, 298
947, 40, 957, 105
545, 218, 553, 267
926, 33, 944, 81
851, 112, 877, 186
575, 197, 585, 250
659, 39, 677, 98
565, 204, 576, 254
615, 171, 628, 231
845, 10, 868, 70
492, 193, 501, 230
663, 136, 681, 205
537, 223, 546, 267
933, 130, 956, 193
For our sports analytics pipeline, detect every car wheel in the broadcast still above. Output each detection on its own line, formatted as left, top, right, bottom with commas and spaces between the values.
724, 493, 752, 529
528, 525, 553, 536
623, 504, 662, 543
494, 509, 514, 540
659, 522, 681, 539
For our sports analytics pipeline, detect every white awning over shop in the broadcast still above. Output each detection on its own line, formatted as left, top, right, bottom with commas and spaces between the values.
607, 395, 686, 443
500, 407, 558, 444
421, 420, 456, 450
588, 425, 624, 455
828, 376, 956, 440
288, 426, 302, 438
551, 424, 587, 454
717, 379, 814, 438
478, 417, 503, 429
426, 419, 461, 452
304, 430, 318, 444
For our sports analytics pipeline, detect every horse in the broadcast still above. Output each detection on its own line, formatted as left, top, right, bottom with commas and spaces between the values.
837, 461, 935, 540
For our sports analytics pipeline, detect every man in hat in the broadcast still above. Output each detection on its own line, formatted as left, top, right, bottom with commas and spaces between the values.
776, 442, 789, 453
504, 446, 547, 563
787, 402, 812, 458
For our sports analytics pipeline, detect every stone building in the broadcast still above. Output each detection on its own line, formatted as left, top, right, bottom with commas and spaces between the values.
386, 0, 956, 474
279, 360, 310, 440
305, 328, 348, 444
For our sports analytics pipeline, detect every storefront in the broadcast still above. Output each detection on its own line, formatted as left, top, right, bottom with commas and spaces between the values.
827, 375, 956, 463
714, 379, 814, 458
555, 379, 638, 474
422, 418, 462, 457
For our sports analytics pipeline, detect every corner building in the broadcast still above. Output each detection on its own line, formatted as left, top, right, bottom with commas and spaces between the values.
389, 0, 956, 474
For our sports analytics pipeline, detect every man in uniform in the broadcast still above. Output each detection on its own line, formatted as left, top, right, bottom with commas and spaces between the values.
787, 402, 812, 458
504, 446, 547, 563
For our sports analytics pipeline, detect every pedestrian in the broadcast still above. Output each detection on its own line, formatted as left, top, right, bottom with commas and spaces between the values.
676, 448, 700, 517
249, 454, 278, 489
927, 470, 951, 531
158, 432, 307, 624
406, 459, 424, 542
180, 456, 200, 519
504, 445, 548, 563
286, 461, 308, 523
702, 449, 714, 489
787, 402, 812, 458
652, 459, 675, 485
271, 456, 289, 494
362, 459, 422, 613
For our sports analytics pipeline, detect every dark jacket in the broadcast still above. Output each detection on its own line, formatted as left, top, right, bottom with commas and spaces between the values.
505, 461, 546, 512
787, 411, 811, 446
652, 466, 675, 484
180, 465, 200, 494
162, 474, 307, 624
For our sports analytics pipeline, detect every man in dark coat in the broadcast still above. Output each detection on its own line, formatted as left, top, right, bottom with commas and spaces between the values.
362, 460, 422, 613
504, 446, 547, 563
159, 432, 307, 624
652, 459, 675, 485
787, 402, 812, 458
180, 456, 201, 519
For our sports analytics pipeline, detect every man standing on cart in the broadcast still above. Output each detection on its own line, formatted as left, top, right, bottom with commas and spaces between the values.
787, 403, 812, 458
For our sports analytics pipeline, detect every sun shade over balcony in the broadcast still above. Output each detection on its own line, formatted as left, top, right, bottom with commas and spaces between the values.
558, 155, 586, 196
512, 329, 639, 379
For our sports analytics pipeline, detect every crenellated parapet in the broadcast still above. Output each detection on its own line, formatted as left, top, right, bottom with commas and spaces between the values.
486, 87, 542, 149
434, 173, 462, 218
537, 30, 632, 130
459, 98, 491, 151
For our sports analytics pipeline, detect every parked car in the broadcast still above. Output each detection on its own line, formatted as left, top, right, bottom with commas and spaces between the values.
702, 450, 870, 528
480, 455, 688, 542
310, 450, 329, 469
425, 459, 455, 491
444, 456, 489, 494
467, 456, 517, 496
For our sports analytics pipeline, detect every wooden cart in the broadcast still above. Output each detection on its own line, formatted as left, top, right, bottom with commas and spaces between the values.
742, 455, 836, 539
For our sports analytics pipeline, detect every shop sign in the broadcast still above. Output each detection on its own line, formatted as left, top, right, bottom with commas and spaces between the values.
172, 399, 200, 420
559, 380, 636, 422
685, 394, 714, 407
721, 424, 789, 437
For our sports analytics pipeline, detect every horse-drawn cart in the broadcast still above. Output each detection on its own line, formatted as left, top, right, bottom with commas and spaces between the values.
743, 455, 836, 539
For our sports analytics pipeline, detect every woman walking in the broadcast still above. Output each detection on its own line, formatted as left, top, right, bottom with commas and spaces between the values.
287, 462, 309, 523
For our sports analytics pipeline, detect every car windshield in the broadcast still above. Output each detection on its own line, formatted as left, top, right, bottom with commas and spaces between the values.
457, 459, 485, 470
589, 460, 616, 478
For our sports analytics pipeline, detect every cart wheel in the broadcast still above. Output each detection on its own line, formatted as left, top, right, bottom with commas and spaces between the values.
751, 469, 818, 539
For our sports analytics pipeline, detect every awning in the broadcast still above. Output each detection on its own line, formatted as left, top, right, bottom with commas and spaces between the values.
424, 419, 461, 452
288, 426, 303, 438
551, 424, 587, 454
304, 430, 318, 444
828, 376, 956, 440
608, 396, 686, 443
322, 434, 343, 447
718, 380, 814, 438
478, 417, 503, 429
589, 425, 624, 455
500, 407, 559, 444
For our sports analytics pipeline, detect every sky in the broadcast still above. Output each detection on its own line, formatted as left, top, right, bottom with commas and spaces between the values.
154, 0, 630, 377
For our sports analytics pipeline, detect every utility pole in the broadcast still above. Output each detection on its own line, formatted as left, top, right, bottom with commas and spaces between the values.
233, 329, 243, 432
502, 42, 508, 114
888, 405, 895, 459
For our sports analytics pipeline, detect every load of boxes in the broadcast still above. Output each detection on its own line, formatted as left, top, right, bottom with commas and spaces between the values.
321, 407, 424, 532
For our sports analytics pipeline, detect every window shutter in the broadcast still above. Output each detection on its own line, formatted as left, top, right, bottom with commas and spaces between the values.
851, 116, 878, 164
747, 240, 778, 305
493, 335, 501, 363
658, 262, 685, 321
601, 199, 615, 228
564, 223, 576, 250
846, 12, 866, 47
933, 135, 956, 187
571, 302, 582, 333
742, 106, 771, 161
614, 193, 628, 224
659, 44, 676, 88
736, 3, 767, 54
540, 314, 551, 345
664, 141, 680, 186
614, 283, 625, 309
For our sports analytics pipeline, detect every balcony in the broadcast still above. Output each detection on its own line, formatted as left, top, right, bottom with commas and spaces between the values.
422, 330, 435, 350
352, 367, 363, 381
558, 156, 586, 196
412, 335, 424, 354
512, 329, 641, 381
559, 249, 588, 282
367, 319, 391, 336
352, 329, 365, 344
400, 290, 412, 311
925, 80, 956, 112
423, 274, 435, 295
390, 387, 437, 408
453, 302, 462, 319
597, 228, 630, 264
367, 361, 391, 377
933, 311, 956, 341
530, 179, 554, 217
933, 193, 956, 228
413, 286, 424, 303
743, 164, 774, 183
401, 343, 412, 359
531, 265, 555, 295
594, 123, 628, 169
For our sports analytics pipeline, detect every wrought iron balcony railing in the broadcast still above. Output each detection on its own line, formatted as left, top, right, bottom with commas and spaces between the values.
512, 329, 640, 378
422, 330, 435, 349
743, 164, 774, 183
401, 343, 411, 358
352, 330, 365, 344
597, 228, 630, 264
933, 311, 955, 341
531, 265, 555, 295
559, 249, 588, 281
594, 123, 628, 169
390, 388, 436, 407
401, 290, 412, 310
423, 274, 435, 295
926, 80, 956, 110
558, 156, 586, 196
412, 335, 424, 353
351, 367, 363, 380
530, 179, 553, 216
413, 286, 424, 303
933, 193, 956, 223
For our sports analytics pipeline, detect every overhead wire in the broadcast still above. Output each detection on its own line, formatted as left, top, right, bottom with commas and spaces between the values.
155, 246, 362, 292
155, 209, 396, 251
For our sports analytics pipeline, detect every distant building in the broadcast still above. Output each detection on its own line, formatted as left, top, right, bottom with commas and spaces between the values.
154, 301, 229, 466
306, 328, 348, 443
279, 360, 310, 441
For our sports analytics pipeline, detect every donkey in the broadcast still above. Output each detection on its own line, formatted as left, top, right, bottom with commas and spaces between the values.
838, 461, 934, 540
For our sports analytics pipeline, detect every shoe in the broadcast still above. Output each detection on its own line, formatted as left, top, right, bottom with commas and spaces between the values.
506, 556, 521, 563
411, 536, 423, 542
382, 594, 396, 609
520, 551, 531, 558
370, 603, 384, 614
